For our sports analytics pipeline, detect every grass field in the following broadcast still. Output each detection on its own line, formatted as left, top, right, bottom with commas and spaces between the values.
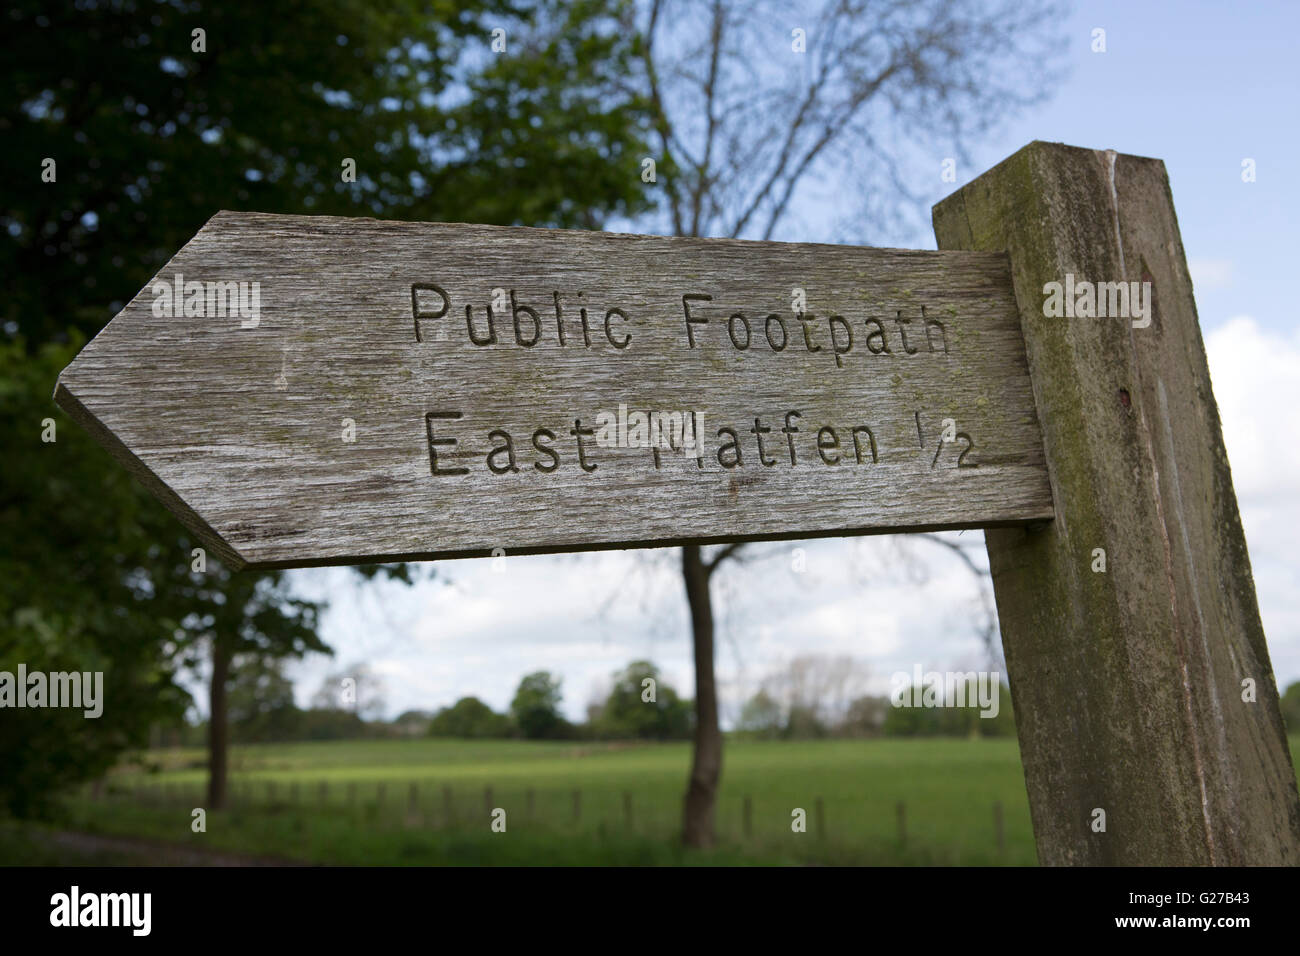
6, 735, 1299, 866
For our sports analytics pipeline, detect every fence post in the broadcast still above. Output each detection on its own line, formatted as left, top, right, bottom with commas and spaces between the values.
934, 141, 1300, 865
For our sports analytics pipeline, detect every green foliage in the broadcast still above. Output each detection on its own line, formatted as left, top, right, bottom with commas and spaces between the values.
227, 658, 377, 742
227, 655, 297, 740
1, 0, 657, 814
1281, 681, 1300, 735
736, 690, 783, 739
594, 660, 692, 740
0, 338, 190, 815
0, 338, 330, 818
428, 696, 514, 738
841, 695, 889, 738
18, 736, 1094, 866
511, 671, 569, 739
882, 682, 1016, 738
784, 704, 829, 739
2, 0, 656, 344
393, 710, 435, 737
272, 709, 372, 742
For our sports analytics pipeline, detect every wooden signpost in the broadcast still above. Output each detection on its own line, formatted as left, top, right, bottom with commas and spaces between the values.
54, 211, 1051, 570
54, 141, 1300, 865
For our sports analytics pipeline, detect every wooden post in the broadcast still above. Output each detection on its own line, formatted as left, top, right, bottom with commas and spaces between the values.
896, 801, 906, 848
934, 141, 1300, 865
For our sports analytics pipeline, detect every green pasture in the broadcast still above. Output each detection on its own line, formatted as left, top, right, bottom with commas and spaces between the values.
9, 735, 1299, 866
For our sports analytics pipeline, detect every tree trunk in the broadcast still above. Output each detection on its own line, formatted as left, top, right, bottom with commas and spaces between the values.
207, 636, 231, 810
681, 544, 721, 848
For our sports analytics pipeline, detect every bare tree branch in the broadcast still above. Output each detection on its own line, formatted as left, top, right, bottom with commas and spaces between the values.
640, 0, 686, 235
689, 0, 726, 237
705, 541, 746, 574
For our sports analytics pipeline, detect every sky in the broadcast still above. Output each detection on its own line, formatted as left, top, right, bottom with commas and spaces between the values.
272, 0, 1300, 725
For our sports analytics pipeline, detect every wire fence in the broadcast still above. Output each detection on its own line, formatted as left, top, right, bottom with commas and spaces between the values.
79, 777, 1019, 862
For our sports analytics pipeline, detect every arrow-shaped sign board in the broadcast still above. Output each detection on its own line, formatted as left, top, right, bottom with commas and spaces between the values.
54, 211, 1052, 570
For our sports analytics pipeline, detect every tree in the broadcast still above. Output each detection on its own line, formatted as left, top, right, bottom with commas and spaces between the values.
0, 337, 328, 813
428, 697, 514, 738
736, 690, 782, 738
627, 0, 1065, 848
881, 698, 941, 736
3, 0, 656, 813
198, 568, 325, 808
3, 0, 656, 345
1282, 681, 1300, 736
294, 709, 370, 741
226, 655, 299, 742
841, 695, 889, 737
511, 671, 569, 739
393, 710, 435, 737
598, 660, 693, 739
737, 654, 870, 739
0, 339, 190, 816
774, 654, 869, 736
312, 662, 387, 721
882, 677, 1015, 737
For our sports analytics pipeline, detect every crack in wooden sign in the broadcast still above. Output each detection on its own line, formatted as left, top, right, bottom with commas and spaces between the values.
53, 211, 1052, 570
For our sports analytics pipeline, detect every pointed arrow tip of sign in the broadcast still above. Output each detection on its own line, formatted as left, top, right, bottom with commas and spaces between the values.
50, 375, 252, 574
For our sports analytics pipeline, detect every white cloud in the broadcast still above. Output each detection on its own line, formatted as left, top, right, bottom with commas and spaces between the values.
1206, 316, 1300, 686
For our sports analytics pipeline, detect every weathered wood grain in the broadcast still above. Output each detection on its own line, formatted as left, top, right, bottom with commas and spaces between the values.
935, 141, 1300, 865
55, 211, 1051, 569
